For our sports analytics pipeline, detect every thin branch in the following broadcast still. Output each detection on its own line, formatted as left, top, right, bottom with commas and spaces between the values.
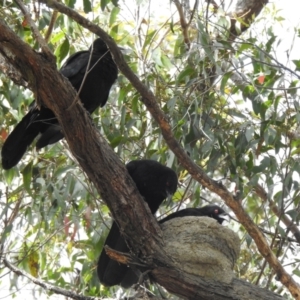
44, 10, 58, 42
258, 227, 299, 244
255, 184, 300, 243
13, 0, 54, 61
187, 0, 198, 27
3, 258, 98, 300
172, 0, 190, 47
5, 198, 22, 227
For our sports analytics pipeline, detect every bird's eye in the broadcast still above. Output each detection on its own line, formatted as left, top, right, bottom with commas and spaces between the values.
214, 209, 219, 215
166, 181, 170, 186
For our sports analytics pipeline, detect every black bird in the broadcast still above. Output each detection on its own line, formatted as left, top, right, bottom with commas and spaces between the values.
97, 159, 178, 288
159, 204, 227, 225
2, 38, 118, 169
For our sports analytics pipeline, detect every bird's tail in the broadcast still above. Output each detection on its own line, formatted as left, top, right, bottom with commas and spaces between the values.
97, 222, 131, 286
1, 112, 40, 169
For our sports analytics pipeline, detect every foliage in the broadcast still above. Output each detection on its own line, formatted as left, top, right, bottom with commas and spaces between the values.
0, 0, 300, 299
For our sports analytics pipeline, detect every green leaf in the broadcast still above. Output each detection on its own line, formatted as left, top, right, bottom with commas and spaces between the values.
293, 269, 300, 277
131, 94, 139, 115
83, 0, 92, 13
245, 234, 252, 247
252, 157, 270, 174
235, 131, 248, 158
251, 98, 261, 115
161, 55, 172, 69
111, 0, 119, 6
245, 127, 254, 142
110, 136, 123, 148
177, 66, 196, 84
265, 34, 276, 53
66, 0, 76, 8
50, 32, 65, 44
22, 162, 33, 196
143, 30, 157, 50
292, 59, 300, 71
238, 43, 252, 53
286, 209, 299, 221
277, 225, 286, 238
28, 249, 39, 277
3, 168, 15, 185
220, 72, 232, 94
55, 37, 70, 64
109, 7, 120, 26
0, 223, 13, 245
264, 126, 277, 146
101, 0, 110, 11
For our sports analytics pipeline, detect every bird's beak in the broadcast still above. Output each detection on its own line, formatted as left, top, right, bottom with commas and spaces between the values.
219, 213, 230, 224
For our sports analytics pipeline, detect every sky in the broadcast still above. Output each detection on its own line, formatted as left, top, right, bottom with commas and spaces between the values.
1, 0, 300, 299
268, 0, 300, 61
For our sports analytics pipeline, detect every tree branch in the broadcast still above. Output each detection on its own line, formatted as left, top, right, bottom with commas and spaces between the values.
0, 53, 27, 87
227, 0, 269, 41
173, 0, 190, 47
3, 258, 97, 300
14, 0, 54, 61
254, 184, 300, 243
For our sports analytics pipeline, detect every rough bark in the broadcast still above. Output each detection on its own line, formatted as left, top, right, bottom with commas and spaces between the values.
153, 270, 284, 300
227, 0, 269, 40
0, 53, 28, 87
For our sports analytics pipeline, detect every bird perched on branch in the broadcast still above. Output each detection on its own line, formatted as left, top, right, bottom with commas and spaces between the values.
2, 38, 118, 169
99, 202, 227, 288
159, 204, 227, 225
97, 159, 178, 288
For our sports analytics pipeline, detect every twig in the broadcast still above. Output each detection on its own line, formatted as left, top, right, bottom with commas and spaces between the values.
172, 0, 190, 47
187, 0, 198, 27
13, 0, 54, 61
254, 184, 300, 243
104, 245, 149, 268
44, 10, 58, 42
3, 258, 98, 300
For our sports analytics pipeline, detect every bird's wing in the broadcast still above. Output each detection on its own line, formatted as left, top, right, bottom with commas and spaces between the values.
60, 50, 89, 81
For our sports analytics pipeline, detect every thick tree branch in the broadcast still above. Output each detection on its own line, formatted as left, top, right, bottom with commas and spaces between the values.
227, 0, 269, 41
3, 254, 283, 300
152, 268, 284, 300
36, 2, 300, 299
